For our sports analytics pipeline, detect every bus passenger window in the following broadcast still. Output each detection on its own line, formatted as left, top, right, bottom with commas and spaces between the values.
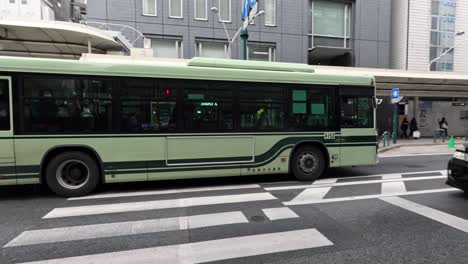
240, 86, 284, 130
183, 83, 233, 131
340, 95, 373, 128
0, 81, 10, 131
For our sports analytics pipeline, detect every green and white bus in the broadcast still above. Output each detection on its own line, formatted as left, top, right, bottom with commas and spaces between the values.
0, 56, 378, 197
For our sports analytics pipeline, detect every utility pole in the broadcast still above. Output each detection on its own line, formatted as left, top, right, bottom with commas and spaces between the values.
241, 29, 248, 60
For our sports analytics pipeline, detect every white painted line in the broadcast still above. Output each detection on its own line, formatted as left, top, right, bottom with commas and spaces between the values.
4, 212, 248, 248
18, 229, 333, 264
266, 175, 446, 191
69, 184, 262, 201
379, 152, 454, 158
380, 196, 468, 234
264, 170, 446, 191
262, 207, 299, 221
284, 188, 458, 206
381, 181, 407, 195
381, 174, 406, 194
288, 186, 333, 204
312, 178, 339, 185
44, 193, 277, 219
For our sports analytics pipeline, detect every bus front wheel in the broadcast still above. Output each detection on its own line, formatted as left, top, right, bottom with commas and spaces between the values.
45, 152, 100, 197
291, 146, 326, 181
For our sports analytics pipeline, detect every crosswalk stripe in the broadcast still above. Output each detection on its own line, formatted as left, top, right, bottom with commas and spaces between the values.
18, 228, 333, 264
380, 196, 468, 234
284, 188, 458, 206
262, 207, 299, 221
265, 175, 446, 191
43, 192, 277, 219
68, 184, 262, 201
4, 211, 248, 248
288, 186, 333, 204
381, 174, 406, 194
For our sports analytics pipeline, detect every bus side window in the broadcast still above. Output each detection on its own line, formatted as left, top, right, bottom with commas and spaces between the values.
0, 80, 10, 131
340, 95, 373, 128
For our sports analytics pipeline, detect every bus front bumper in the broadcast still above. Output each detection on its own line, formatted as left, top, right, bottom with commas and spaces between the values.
447, 158, 468, 191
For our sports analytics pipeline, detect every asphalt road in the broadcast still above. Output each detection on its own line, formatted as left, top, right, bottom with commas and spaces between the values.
1, 153, 467, 264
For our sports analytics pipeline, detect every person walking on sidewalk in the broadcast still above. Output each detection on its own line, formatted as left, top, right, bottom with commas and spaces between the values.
439, 117, 449, 138
409, 118, 418, 138
401, 117, 409, 139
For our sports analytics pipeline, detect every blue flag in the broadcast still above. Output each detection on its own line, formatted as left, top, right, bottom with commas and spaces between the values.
242, 0, 257, 20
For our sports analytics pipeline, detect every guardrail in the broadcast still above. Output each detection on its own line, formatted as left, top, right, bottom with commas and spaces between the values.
432, 129, 447, 143
380, 131, 391, 147
80, 21, 146, 49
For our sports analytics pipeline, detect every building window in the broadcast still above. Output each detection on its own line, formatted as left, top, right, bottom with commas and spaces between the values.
219, 0, 231, 22
143, 0, 157, 16
194, 0, 207, 20
248, 44, 276, 62
264, 0, 276, 26
169, 0, 183, 18
196, 41, 228, 58
310, 0, 351, 49
430, 0, 456, 71
21, 0, 28, 4
150, 38, 184, 59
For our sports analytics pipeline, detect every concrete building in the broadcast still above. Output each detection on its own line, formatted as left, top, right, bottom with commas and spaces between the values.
87, 0, 391, 68
389, 0, 468, 137
0, 0, 83, 22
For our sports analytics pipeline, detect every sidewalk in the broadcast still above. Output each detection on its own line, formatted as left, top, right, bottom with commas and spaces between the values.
378, 137, 466, 157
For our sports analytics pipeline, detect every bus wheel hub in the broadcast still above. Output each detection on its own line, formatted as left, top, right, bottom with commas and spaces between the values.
298, 153, 318, 174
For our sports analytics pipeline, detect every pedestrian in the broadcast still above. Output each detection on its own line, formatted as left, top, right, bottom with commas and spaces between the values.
409, 118, 418, 138
439, 117, 448, 138
400, 117, 409, 139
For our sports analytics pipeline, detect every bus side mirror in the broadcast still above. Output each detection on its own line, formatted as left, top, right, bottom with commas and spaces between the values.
372, 96, 382, 108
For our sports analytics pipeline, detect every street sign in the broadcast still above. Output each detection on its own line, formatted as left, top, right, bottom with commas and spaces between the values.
391, 88, 401, 104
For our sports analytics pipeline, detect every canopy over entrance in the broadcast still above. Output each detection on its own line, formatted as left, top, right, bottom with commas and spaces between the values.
0, 19, 123, 59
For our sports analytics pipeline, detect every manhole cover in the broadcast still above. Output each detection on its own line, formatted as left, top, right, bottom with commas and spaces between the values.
250, 215, 266, 222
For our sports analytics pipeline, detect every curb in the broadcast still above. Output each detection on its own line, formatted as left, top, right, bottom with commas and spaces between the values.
378, 141, 464, 154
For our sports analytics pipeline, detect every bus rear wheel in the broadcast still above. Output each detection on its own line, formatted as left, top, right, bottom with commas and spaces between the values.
291, 146, 326, 181
45, 152, 100, 197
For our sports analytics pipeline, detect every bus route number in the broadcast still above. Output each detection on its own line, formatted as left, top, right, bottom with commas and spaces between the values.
324, 132, 336, 140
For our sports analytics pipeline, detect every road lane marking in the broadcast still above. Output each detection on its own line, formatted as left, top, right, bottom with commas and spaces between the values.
288, 186, 333, 204
18, 229, 333, 264
262, 207, 299, 221
44, 193, 277, 219
69, 184, 262, 201
5, 212, 248, 248
381, 174, 406, 194
379, 153, 454, 158
264, 170, 447, 191
380, 196, 468, 234
284, 188, 458, 206
266, 174, 446, 191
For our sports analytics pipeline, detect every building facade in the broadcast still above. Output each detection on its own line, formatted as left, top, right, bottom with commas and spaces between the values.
0, 0, 84, 22
389, 0, 468, 137
87, 0, 391, 68
391, 0, 468, 72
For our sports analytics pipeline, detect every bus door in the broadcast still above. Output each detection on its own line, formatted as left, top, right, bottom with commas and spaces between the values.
339, 87, 377, 166
0, 77, 16, 185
